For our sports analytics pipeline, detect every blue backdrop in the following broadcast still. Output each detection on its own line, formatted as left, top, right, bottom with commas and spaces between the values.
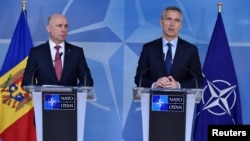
1, 0, 249, 141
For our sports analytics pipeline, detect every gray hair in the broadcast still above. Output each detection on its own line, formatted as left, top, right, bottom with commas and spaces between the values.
161, 6, 182, 19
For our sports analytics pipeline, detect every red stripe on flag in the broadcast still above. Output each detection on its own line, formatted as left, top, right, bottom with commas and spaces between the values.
1, 108, 37, 141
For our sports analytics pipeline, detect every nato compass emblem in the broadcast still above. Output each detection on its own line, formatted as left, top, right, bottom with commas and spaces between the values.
48, 97, 57, 107
44, 94, 60, 110
152, 95, 168, 111
201, 79, 237, 116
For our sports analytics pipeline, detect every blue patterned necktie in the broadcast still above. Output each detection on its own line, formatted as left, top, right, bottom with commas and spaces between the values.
165, 43, 172, 75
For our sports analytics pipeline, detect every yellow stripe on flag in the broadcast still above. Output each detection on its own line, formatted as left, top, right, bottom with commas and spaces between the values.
0, 57, 28, 84
0, 57, 34, 133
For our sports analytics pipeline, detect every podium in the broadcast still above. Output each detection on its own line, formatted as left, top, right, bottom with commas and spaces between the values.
24, 85, 96, 141
133, 87, 203, 141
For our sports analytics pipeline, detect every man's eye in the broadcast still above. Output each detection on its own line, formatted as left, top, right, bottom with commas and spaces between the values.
166, 18, 172, 21
175, 19, 180, 22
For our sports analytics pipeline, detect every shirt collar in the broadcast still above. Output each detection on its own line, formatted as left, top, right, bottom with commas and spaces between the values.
162, 37, 178, 48
49, 39, 65, 50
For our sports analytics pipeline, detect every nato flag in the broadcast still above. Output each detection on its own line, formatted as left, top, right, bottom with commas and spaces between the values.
193, 12, 242, 141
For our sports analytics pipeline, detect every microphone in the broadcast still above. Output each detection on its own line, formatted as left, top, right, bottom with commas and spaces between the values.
69, 57, 93, 87
137, 52, 165, 88
176, 64, 203, 103
59, 52, 63, 58
137, 53, 165, 88
133, 66, 155, 100
179, 65, 198, 90
138, 66, 154, 88
161, 54, 199, 90
59, 47, 93, 88
159, 52, 200, 90
29, 52, 63, 87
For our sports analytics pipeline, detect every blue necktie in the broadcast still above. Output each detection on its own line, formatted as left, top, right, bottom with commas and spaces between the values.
165, 43, 172, 75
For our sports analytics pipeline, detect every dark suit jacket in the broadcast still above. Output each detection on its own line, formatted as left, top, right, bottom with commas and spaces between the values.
22, 41, 94, 87
134, 37, 203, 88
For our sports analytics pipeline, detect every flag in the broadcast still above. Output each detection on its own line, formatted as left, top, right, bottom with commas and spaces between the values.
193, 12, 242, 141
0, 8, 37, 141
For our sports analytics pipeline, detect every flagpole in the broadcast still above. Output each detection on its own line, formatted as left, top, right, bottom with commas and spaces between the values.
22, 0, 27, 11
217, 3, 223, 13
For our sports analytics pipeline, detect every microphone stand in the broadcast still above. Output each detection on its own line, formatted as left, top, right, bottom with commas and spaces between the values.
23, 52, 63, 93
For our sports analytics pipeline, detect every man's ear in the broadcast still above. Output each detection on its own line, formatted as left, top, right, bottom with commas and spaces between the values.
160, 19, 163, 27
46, 25, 50, 32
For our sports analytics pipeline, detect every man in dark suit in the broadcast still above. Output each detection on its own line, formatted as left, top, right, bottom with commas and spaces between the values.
22, 14, 93, 87
134, 6, 203, 88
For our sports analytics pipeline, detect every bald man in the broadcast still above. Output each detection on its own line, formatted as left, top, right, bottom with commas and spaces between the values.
22, 14, 94, 87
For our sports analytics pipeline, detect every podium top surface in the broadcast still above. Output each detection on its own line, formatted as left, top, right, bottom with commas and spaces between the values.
23, 85, 97, 101
133, 87, 203, 103
133, 87, 203, 94
23, 85, 92, 92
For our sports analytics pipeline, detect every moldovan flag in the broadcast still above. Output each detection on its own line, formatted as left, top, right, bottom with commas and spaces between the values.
193, 8, 242, 141
0, 8, 37, 141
